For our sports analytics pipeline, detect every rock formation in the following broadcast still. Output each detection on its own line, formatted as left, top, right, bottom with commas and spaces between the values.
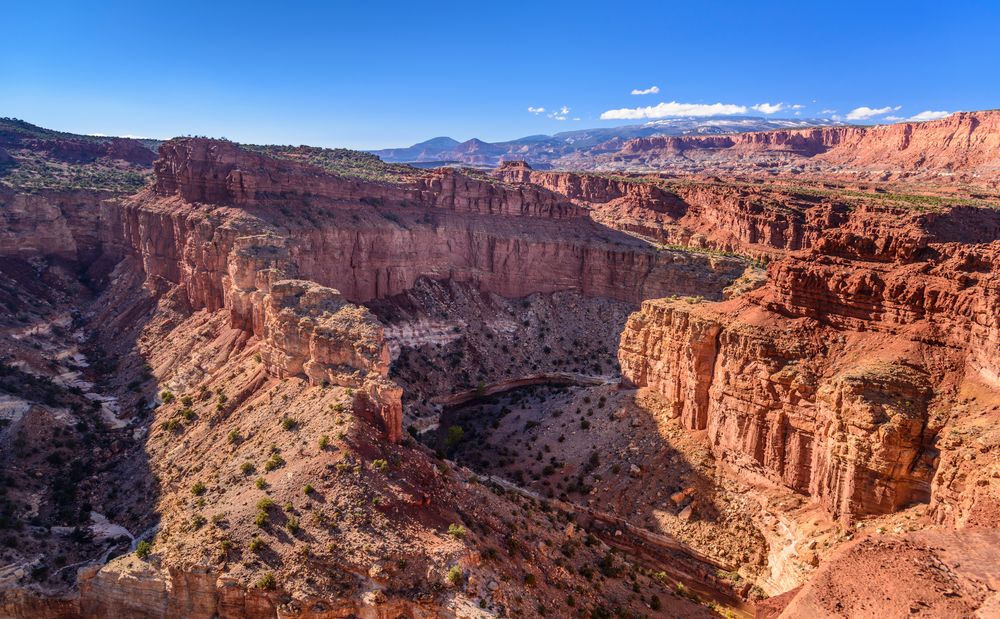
566, 110, 1000, 184
3, 113, 1000, 618
619, 194, 1000, 525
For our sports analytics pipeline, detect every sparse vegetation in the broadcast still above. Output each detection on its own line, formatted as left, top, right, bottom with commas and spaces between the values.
264, 453, 285, 471
256, 572, 277, 590
444, 425, 465, 450
445, 565, 463, 586
243, 143, 420, 184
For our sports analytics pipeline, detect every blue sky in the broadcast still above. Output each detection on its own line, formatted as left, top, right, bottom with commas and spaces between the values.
2, 0, 998, 149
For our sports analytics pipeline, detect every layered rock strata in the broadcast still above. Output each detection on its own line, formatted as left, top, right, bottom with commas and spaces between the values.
92, 139, 746, 442
565, 110, 1000, 184
619, 202, 1000, 524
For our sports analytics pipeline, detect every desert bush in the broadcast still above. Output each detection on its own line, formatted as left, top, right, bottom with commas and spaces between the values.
256, 572, 276, 590
445, 565, 463, 586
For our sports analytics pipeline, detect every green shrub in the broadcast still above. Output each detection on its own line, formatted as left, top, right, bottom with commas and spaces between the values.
256, 572, 276, 590
135, 540, 152, 559
318, 435, 330, 449
444, 425, 465, 450
227, 429, 242, 444
161, 419, 180, 432
285, 517, 300, 534
256, 498, 275, 511
249, 537, 264, 553
264, 453, 285, 471
160, 390, 174, 405
372, 458, 388, 472
445, 565, 463, 586
241, 462, 255, 476
191, 482, 206, 496
303, 484, 314, 495
281, 417, 298, 431
447, 523, 467, 539
255, 477, 267, 489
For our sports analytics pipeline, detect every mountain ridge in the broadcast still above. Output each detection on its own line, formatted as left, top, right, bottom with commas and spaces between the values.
371, 116, 842, 167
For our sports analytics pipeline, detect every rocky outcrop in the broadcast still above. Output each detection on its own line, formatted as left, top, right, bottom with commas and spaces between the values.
495, 161, 686, 214
768, 529, 1000, 618
810, 363, 934, 519
155, 139, 585, 218
619, 199, 1000, 524
603, 111, 1000, 182
0, 188, 114, 263
256, 279, 402, 442
0, 558, 447, 619
493, 164, 862, 258
619, 298, 940, 524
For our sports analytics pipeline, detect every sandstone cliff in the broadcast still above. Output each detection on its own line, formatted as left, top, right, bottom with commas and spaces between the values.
93, 140, 748, 440
566, 110, 1000, 184
619, 200, 1000, 525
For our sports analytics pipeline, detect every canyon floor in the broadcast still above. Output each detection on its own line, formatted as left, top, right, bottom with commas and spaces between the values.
0, 114, 999, 618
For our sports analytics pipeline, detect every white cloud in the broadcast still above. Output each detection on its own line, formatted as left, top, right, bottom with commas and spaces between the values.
820, 109, 837, 115
601, 101, 747, 120
846, 105, 901, 120
884, 116, 905, 121
752, 102, 784, 114
790, 104, 805, 110
631, 85, 660, 95
909, 110, 951, 122
527, 106, 545, 114
548, 106, 571, 121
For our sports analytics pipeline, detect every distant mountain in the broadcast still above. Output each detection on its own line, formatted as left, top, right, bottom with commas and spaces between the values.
371, 117, 841, 168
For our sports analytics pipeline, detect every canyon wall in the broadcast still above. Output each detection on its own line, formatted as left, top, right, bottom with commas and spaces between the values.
84, 138, 747, 441
619, 202, 1000, 524
607, 110, 1000, 182
154, 139, 586, 218
494, 162, 856, 258
0, 188, 113, 263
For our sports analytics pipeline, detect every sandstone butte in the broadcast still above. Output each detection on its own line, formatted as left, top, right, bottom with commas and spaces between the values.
0, 110, 997, 618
